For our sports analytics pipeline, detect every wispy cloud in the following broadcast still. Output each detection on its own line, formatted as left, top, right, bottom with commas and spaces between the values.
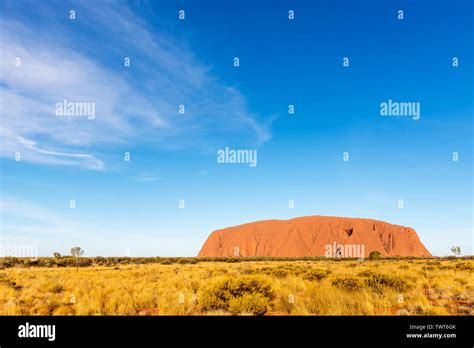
0, 1, 271, 170
137, 173, 159, 183
0, 128, 104, 170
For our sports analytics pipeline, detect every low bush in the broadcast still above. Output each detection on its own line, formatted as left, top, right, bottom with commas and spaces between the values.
198, 275, 274, 315
303, 269, 331, 282
94, 257, 107, 266
269, 268, 290, 278
455, 262, 474, 271
358, 270, 410, 292
228, 293, 270, 315
332, 277, 365, 292
368, 251, 381, 260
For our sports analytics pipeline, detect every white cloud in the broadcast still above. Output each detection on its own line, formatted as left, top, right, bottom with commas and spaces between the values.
137, 174, 159, 183
0, 127, 104, 170
0, 2, 271, 170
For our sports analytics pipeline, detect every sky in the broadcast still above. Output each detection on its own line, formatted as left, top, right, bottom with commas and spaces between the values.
0, 0, 472, 257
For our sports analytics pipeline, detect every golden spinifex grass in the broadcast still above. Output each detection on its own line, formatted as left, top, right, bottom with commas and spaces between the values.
0, 259, 472, 315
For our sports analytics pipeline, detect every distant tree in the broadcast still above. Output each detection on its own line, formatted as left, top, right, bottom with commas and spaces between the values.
70, 247, 84, 271
368, 251, 381, 260
53, 252, 61, 259
450, 246, 461, 257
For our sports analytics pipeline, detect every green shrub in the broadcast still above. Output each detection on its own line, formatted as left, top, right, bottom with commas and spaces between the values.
270, 268, 290, 278
357, 270, 375, 277
105, 258, 119, 266
0, 257, 17, 268
64, 258, 77, 267
455, 262, 474, 271
177, 258, 198, 264
358, 270, 410, 293
22, 259, 38, 267
94, 256, 107, 266
224, 258, 240, 263
303, 269, 331, 282
368, 251, 381, 260
332, 277, 364, 292
77, 258, 93, 267
228, 293, 270, 316
199, 276, 274, 315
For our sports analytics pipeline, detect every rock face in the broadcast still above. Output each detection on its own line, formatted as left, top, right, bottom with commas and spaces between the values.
198, 216, 432, 258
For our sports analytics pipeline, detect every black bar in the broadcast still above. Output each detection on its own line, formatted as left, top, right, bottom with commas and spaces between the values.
0, 316, 472, 347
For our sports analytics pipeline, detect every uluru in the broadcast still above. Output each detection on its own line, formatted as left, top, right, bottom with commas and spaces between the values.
198, 216, 432, 258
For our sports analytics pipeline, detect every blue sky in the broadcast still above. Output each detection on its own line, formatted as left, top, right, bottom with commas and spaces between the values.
0, 0, 472, 257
